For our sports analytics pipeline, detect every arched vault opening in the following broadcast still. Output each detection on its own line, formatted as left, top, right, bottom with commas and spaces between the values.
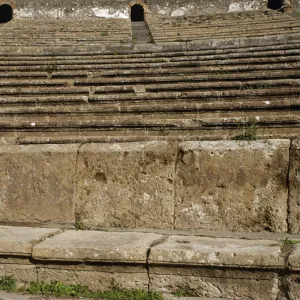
268, 0, 283, 10
0, 4, 13, 23
131, 4, 144, 22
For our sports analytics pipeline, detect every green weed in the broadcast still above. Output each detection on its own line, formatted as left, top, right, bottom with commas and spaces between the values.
234, 122, 258, 141
282, 237, 300, 245
0, 276, 16, 292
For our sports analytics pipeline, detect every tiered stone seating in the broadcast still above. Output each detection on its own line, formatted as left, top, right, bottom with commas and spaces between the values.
0, 18, 132, 46
147, 10, 300, 42
0, 36, 299, 144
0, 11, 300, 300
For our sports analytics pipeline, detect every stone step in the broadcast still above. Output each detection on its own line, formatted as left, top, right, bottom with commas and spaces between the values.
1, 41, 299, 60
0, 225, 300, 299
1, 48, 299, 66
4, 126, 298, 145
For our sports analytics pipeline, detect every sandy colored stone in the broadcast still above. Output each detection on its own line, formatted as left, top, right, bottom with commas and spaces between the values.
0, 145, 78, 224
32, 230, 163, 263
286, 243, 300, 270
174, 140, 290, 232
287, 274, 300, 300
0, 226, 60, 256
288, 139, 300, 233
149, 235, 284, 268
37, 264, 148, 291
149, 266, 279, 299
0, 264, 37, 284
76, 142, 177, 228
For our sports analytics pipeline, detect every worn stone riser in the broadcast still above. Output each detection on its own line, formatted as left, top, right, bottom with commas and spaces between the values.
0, 139, 299, 234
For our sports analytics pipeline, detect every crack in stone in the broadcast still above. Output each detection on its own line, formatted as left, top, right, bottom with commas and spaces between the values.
146, 235, 169, 293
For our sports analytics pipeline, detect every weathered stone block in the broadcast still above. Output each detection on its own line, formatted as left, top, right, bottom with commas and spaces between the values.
149, 235, 285, 268
37, 264, 148, 291
287, 274, 300, 300
0, 226, 61, 256
0, 264, 37, 284
32, 230, 163, 263
76, 142, 177, 228
288, 139, 300, 233
0, 145, 78, 224
149, 267, 279, 299
174, 140, 290, 232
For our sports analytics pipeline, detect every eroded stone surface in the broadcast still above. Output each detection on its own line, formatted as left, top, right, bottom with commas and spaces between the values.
0, 226, 60, 256
149, 267, 279, 299
76, 142, 177, 228
32, 230, 163, 263
174, 140, 290, 232
289, 139, 300, 233
149, 235, 284, 268
37, 264, 148, 291
0, 145, 78, 224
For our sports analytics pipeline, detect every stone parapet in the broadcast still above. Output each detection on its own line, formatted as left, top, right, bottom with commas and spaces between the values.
0, 139, 299, 233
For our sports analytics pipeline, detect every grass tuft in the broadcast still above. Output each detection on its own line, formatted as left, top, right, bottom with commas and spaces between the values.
0, 277, 163, 300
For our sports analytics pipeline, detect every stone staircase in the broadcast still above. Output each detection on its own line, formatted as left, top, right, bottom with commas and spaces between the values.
0, 35, 299, 145
146, 10, 300, 43
0, 18, 132, 46
0, 10, 300, 300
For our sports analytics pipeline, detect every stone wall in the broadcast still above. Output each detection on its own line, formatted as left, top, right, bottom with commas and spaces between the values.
0, 139, 299, 234
3, 0, 285, 19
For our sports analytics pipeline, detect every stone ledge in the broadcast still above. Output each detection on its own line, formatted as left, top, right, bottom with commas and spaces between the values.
149, 235, 285, 268
32, 230, 163, 263
0, 226, 61, 256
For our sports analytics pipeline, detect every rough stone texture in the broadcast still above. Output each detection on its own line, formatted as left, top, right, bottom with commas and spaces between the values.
289, 139, 300, 233
0, 264, 37, 284
11, 0, 272, 19
0, 226, 60, 256
32, 230, 163, 263
149, 235, 284, 268
149, 267, 279, 299
174, 140, 290, 232
287, 274, 300, 300
76, 142, 176, 228
37, 264, 148, 291
0, 145, 78, 224
286, 243, 300, 270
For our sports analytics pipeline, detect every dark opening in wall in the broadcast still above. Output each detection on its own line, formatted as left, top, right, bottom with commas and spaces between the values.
268, 0, 283, 10
131, 4, 144, 22
0, 4, 13, 23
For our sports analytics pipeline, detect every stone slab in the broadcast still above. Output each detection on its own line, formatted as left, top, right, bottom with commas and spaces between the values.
0, 264, 37, 284
32, 230, 163, 263
149, 235, 284, 268
288, 139, 300, 233
76, 142, 177, 228
0, 226, 60, 256
174, 140, 290, 232
0, 145, 78, 224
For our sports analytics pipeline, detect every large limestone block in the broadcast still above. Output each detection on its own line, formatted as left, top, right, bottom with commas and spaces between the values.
149, 235, 284, 268
0, 145, 78, 224
76, 142, 177, 228
0, 226, 60, 256
289, 139, 300, 233
175, 140, 290, 232
149, 267, 279, 299
32, 230, 163, 263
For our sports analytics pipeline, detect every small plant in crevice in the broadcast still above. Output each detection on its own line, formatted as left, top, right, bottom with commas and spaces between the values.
234, 121, 258, 141
74, 216, 89, 231
282, 237, 300, 245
